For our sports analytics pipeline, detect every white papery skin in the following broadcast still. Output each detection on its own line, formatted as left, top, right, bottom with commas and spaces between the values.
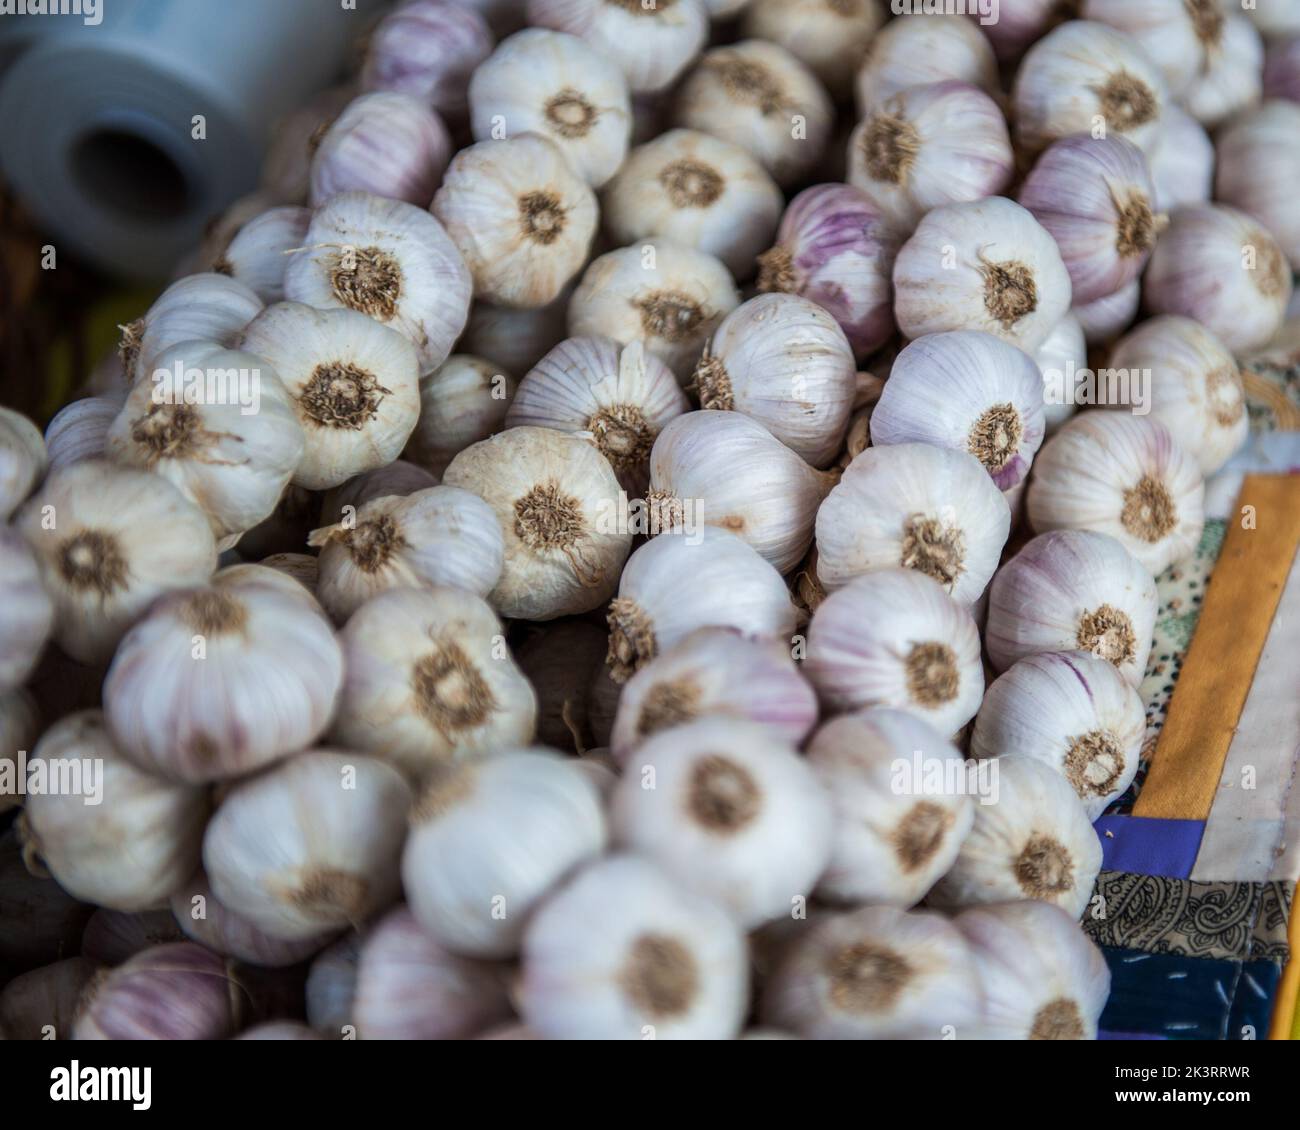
241, 301, 421, 491
203, 750, 412, 941
527, 0, 708, 94
16, 461, 218, 665
854, 13, 998, 114
444, 426, 631, 620
403, 750, 606, 957
893, 197, 1073, 354
1033, 312, 1088, 431
1027, 413, 1206, 577
1216, 101, 1300, 267
610, 626, 817, 764
986, 529, 1157, 687
520, 854, 748, 1039
1072, 284, 1139, 349
611, 717, 832, 927
742, 0, 882, 99
929, 755, 1103, 918
1082, 0, 1229, 95
972, 651, 1146, 820
808, 708, 975, 908
805, 569, 984, 733
871, 331, 1046, 491
283, 191, 472, 374
259, 553, 318, 592
1107, 315, 1248, 474
44, 395, 121, 473
569, 241, 740, 379
406, 355, 515, 477
649, 410, 835, 573
1147, 105, 1214, 213
170, 872, 332, 968
761, 904, 981, 1040
848, 81, 1014, 234
127, 273, 263, 385
20, 712, 208, 911
815, 442, 1011, 605
468, 28, 632, 188
320, 460, 439, 526
603, 129, 782, 279
675, 39, 833, 188
957, 900, 1110, 1039
104, 565, 343, 783
1182, 15, 1263, 127
330, 586, 537, 783
0, 530, 51, 691
1011, 21, 1168, 155
0, 689, 38, 813
309, 485, 505, 622
216, 206, 311, 303
0, 407, 45, 520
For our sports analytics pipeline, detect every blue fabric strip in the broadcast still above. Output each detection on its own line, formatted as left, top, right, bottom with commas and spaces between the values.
1094, 815, 1205, 879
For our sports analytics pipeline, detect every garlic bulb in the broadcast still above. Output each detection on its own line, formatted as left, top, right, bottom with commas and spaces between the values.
1027, 412, 1206, 576
433, 134, 598, 310
443, 426, 631, 620
1107, 315, 1248, 474
309, 486, 505, 622
1033, 313, 1087, 433
463, 296, 571, 378
241, 301, 421, 491
0, 406, 46, 519
957, 900, 1110, 1040
403, 750, 606, 956
978, 0, 1070, 63
611, 717, 832, 927
987, 530, 1157, 687
506, 337, 687, 491
330, 586, 537, 781
1072, 284, 1139, 349
603, 129, 782, 279
674, 39, 833, 188
16, 461, 218, 664
406, 355, 516, 477
569, 240, 740, 379
283, 190, 472, 373
260, 553, 319, 592
306, 932, 363, 1035
19, 711, 208, 911
607, 527, 797, 683
103, 566, 343, 783
170, 873, 331, 968
698, 294, 855, 467
520, 854, 748, 1040
892, 197, 1073, 354
807, 708, 974, 907
0, 688, 38, 814
260, 85, 354, 204
741, 0, 882, 100
203, 750, 412, 941
320, 460, 439, 526
854, 11, 998, 113
848, 81, 1014, 234
44, 395, 121, 473
870, 331, 1046, 491
928, 755, 1103, 918
517, 619, 611, 752
0, 957, 99, 1040
1081, 0, 1233, 95
1147, 104, 1214, 213
757, 184, 898, 361
761, 905, 980, 1040
0, 530, 52, 692
805, 569, 984, 732
815, 443, 1011, 605
81, 908, 184, 965
1018, 135, 1163, 305
526, 0, 708, 94
1216, 101, 1300, 267
213, 205, 312, 303
468, 28, 632, 188
1182, 15, 1263, 127
1264, 35, 1300, 103
648, 410, 835, 572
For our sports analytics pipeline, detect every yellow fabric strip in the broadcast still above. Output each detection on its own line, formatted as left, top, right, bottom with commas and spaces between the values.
1273, 890, 1300, 1040
1134, 475, 1300, 821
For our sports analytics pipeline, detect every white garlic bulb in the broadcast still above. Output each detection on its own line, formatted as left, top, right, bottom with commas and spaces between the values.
1181, 15, 1263, 128
607, 527, 798, 683
406, 355, 516, 478
987, 530, 1157, 687
283, 190, 472, 373
240, 301, 421, 491
0, 530, 52, 692
468, 27, 632, 188
871, 331, 1046, 491
170, 873, 331, 968
805, 569, 984, 733
212, 205, 312, 303
854, 12, 998, 113
403, 750, 606, 957
816, 443, 1010, 605
260, 552, 319, 593
761, 904, 981, 1040
1073, 284, 1138, 349
675, 39, 833, 188
1147, 104, 1214, 213
928, 755, 1103, 918
568, 240, 740, 379
1081, 0, 1232, 96
517, 619, 612, 752
973, 651, 1145, 820
16, 461, 218, 665
0, 406, 46, 520
1027, 413, 1205, 577
1216, 101, 1300, 269
520, 854, 748, 1040
741, 0, 882, 100
432, 134, 598, 310
103, 565, 343, 783
0, 688, 38, 814
309, 486, 505, 623
463, 296, 571, 379
44, 394, 122, 473
19, 711, 208, 911
320, 460, 440, 527
1033, 312, 1087, 432
203, 750, 412, 941
443, 426, 631, 621
330, 586, 537, 782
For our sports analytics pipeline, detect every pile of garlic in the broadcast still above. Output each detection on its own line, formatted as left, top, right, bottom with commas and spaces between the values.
3, 0, 1292, 1044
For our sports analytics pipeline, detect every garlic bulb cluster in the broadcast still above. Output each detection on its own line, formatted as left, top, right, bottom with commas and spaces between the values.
1027, 413, 1206, 577
1216, 101, 1300, 268
854, 12, 998, 113
0, 406, 46, 519
433, 135, 598, 310
213, 205, 312, 303
741, 0, 881, 100
1181, 15, 1263, 127
170, 873, 330, 968
805, 569, 984, 733
331, 586, 537, 782
406, 354, 516, 477
516, 620, 611, 752
43, 394, 121, 473
1147, 105, 1215, 213
0, 530, 52, 691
